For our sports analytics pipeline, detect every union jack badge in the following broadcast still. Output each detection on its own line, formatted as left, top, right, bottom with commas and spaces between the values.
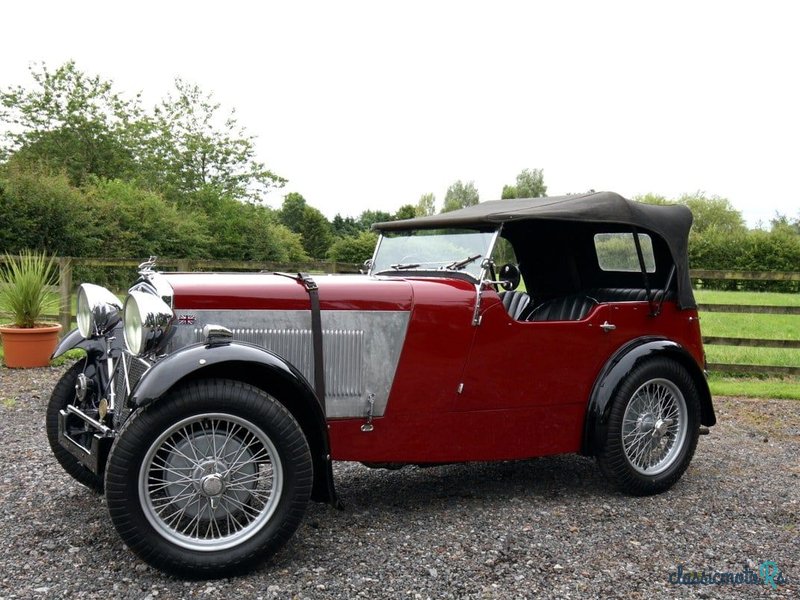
178, 314, 196, 325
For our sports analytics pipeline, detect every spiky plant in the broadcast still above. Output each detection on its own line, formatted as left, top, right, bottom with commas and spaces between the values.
0, 250, 60, 328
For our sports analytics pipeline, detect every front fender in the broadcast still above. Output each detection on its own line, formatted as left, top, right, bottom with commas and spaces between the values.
129, 341, 338, 505
581, 337, 715, 456
51, 328, 107, 359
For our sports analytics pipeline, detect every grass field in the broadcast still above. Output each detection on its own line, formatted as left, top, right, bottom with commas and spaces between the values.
695, 290, 800, 400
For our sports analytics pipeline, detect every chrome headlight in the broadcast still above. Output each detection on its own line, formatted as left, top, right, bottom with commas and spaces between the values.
76, 284, 123, 338
123, 291, 174, 356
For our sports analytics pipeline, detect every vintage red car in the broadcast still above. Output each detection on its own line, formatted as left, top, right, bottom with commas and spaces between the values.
48, 191, 716, 577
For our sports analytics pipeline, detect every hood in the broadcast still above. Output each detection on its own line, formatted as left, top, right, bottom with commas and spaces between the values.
165, 273, 415, 312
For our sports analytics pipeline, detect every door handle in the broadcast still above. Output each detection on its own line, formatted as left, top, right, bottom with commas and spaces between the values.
600, 321, 616, 332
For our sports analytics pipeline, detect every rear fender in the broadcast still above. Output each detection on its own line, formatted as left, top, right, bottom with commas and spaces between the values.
130, 341, 338, 506
582, 337, 715, 456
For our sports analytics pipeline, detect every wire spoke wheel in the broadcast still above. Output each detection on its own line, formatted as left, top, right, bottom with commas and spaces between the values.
140, 413, 283, 551
621, 378, 687, 475
597, 358, 701, 496
106, 379, 313, 576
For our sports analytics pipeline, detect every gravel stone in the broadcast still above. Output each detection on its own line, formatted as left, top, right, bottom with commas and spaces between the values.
0, 362, 798, 599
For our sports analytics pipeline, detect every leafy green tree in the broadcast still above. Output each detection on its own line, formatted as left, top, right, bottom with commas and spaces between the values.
82, 178, 210, 259
770, 212, 800, 235
278, 193, 332, 259
299, 206, 333, 259
358, 209, 394, 230
501, 185, 517, 199
501, 168, 547, 199
634, 193, 671, 205
331, 213, 361, 237
416, 193, 436, 216
0, 61, 142, 185
0, 62, 284, 206
0, 166, 89, 255
677, 193, 746, 235
278, 192, 308, 232
327, 231, 378, 264
143, 79, 285, 203
394, 204, 416, 220
442, 180, 479, 212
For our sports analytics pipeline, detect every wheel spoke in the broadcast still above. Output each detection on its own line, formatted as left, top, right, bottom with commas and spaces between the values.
139, 411, 284, 551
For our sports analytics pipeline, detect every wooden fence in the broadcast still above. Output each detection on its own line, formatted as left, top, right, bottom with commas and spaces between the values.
693, 269, 800, 377
2, 258, 798, 377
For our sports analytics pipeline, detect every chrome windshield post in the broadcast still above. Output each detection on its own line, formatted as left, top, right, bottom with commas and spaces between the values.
471, 228, 502, 327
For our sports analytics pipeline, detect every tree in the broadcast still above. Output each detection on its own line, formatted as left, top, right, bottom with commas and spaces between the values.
394, 204, 416, 220
416, 193, 436, 216
331, 213, 361, 237
677, 193, 746, 235
634, 193, 671, 206
144, 79, 285, 203
0, 61, 142, 185
357, 209, 394, 230
278, 192, 308, 232
0, 62, 284, 205
278, 193, 332, 259
442, 180, 479, 212
327, 231, 378, 264
501, 168, 547, 199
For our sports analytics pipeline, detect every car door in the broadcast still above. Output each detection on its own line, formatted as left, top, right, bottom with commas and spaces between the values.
451, 292, 625, 455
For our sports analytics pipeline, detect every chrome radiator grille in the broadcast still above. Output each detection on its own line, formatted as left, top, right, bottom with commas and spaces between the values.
112, 353, 151, 427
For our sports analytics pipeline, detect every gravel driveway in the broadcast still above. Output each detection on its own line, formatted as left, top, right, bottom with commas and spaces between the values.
1, 363, 797, 599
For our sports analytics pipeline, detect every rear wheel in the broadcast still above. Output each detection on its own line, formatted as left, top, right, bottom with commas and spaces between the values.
46, 358, 104, 492
105, 379, 313, 577
597, 358, 700, 496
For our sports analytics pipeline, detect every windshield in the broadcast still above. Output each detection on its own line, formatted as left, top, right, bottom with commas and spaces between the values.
371, 229, 497, 280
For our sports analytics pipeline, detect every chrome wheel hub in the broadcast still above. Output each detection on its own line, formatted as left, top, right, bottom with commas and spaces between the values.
200, 473, 225, 497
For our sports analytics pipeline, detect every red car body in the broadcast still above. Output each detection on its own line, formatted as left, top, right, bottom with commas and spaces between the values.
49, 192, 716, 577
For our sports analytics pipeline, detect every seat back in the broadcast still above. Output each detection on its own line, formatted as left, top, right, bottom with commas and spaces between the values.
526, 294, 597, 322
500, 291, 531, 320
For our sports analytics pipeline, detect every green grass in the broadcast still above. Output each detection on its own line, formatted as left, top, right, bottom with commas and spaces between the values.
698, 289, 799, 399
708, 374, 800, 400
699, 312, 800, 340
695, 290, 800, 306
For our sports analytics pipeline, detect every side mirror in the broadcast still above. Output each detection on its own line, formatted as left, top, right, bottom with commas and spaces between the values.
361, 259, 373, 275
498, 263, 521, 291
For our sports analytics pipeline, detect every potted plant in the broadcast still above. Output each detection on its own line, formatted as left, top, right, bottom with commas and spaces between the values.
0, 250, 62, 368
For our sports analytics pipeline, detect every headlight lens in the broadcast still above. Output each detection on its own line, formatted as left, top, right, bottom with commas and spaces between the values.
76, 284, 123, 338
123, 291, 174, 356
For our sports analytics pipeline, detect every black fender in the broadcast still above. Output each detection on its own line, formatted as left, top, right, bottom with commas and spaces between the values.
581, 337, 716, 456
51, 328, 107, 359
129, 341, 339, 506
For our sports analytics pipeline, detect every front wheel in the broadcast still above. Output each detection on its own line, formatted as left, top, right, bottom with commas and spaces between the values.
597, 358, 700, 496
105, 379, 313, 577
46, 358, 104, 492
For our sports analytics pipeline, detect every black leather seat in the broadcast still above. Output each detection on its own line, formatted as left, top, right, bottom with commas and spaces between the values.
526, 294, 597, 322
500, 291, 531, 320
585, 288, 675, 303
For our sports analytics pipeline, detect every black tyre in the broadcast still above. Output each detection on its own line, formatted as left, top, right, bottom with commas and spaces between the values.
105, 379, 313, 578
597, 358, 700, 496
46, 358, 104, 492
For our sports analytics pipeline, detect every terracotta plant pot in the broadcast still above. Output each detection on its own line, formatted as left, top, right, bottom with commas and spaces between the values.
0, 324, 62, 368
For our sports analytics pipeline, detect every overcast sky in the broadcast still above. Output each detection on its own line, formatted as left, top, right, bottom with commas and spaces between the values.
2, 1, 798, 227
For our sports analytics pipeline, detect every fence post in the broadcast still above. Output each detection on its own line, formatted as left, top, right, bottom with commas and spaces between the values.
58, 257, 72, 333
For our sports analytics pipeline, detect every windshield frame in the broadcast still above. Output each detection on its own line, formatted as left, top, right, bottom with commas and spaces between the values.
368, 226, 502, 283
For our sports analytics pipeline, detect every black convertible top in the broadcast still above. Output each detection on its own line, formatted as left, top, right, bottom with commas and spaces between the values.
373, 191, 696, 309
